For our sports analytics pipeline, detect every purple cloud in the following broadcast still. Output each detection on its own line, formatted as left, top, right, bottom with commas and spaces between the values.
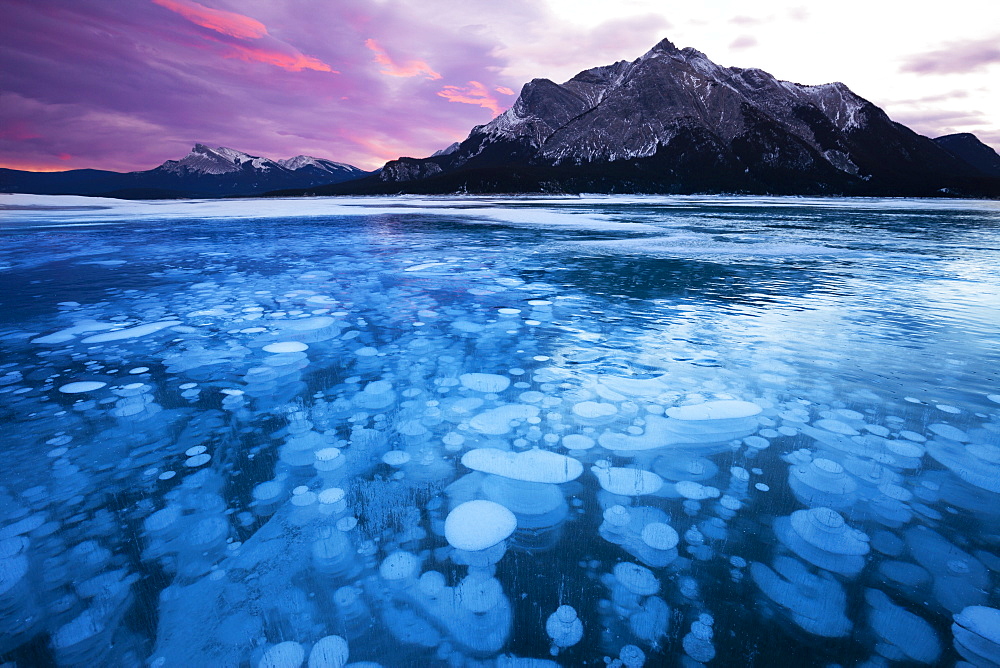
0, 0, 520, 171
729, 35, 758, 50
900, 36, 1000, 74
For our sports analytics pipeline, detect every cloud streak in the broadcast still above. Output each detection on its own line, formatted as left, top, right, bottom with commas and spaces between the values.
153, 0, 335, 73
365, 39, 441, 79
437, 81, 505, 116
151, 0, 266, 40
900, 36, 1000, 74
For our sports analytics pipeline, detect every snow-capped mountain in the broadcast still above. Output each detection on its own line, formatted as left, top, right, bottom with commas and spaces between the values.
358, 38, 999, 197
158, 144, 283, 176
0, 145, 369, 198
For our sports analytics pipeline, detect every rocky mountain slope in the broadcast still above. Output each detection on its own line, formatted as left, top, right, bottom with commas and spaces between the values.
306, 38, 998, 197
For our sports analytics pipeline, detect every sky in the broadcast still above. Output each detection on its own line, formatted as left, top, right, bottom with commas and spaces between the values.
1, 0, 998, 172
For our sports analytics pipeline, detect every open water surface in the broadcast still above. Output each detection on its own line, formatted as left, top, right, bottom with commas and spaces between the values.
1, 194, 999, 667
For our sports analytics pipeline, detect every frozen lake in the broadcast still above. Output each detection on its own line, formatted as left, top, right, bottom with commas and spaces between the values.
1, 193, 1000, 667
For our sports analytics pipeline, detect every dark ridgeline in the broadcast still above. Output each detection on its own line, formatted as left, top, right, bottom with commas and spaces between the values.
283, 38, 1000, 198
933, 133, 1000, 177
0, 144, 369, 199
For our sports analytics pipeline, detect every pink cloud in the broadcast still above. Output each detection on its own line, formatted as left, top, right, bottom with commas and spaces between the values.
151, 0, 267, 40
153, 0, 334, 73
496, 86, 515, 95
365, 39, 441, 79
437, 81, 505, 116
217, 39, 336, 73
900, 36, 1000, 74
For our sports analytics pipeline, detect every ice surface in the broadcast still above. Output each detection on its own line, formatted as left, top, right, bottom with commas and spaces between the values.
2, 194, 999, 666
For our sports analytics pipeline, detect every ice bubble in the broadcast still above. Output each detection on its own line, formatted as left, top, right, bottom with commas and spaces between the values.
666, 400, 761, 421
462, 448, 583, 483
459, 373, 511, 393
906, 527, 988, 613
253, 481, 283, 503
307, 636, 348, 668
281, 315, 338, 342
185, 453, 211, 467
456, 573, 504, 612
653, 454, 718, 481
445, 500, 517, 551
418, 571, 446, 598
572, 401, 618, 423
469, 404, 540, 435
592, 463, 663, 496
82, 320, 181, 343
674, 481, 720, 500
613, 562, 660, 596
865, 589, 940, 663
879, 560, 930, 588
788, 458, 857, 509
262, 341, 309, 353
953, 606, 1000, 667
128, 367, 149, 374
58, 381, 107, 394
354, 380, 396, 410
928, 423, 969, 442
927, 438, 1000, 492
988, 394, 1000, 404
318, 488, 345, 505
381, 450, 411, 467
641, 523, 679, 551
379, 551, 420, 581
774, 507, 869, 576
619, 644, 646, 668
562, 434, 596, 450
546, 605, 583, 650
185, 445, 207, 456
259, 641, 305, 668
814, 419, 859, 436
750, 556, 851, 637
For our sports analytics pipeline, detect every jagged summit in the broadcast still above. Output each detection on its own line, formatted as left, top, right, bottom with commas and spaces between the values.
277, 155, 357, 172
363, 37, 997, 197
159, 144, 279, 175
645, 37, 680, 55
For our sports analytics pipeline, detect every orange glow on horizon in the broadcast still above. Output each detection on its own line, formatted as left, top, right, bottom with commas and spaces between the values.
152, 0, 267, 40
365, 39, 441, 80
0, 160, 86, 172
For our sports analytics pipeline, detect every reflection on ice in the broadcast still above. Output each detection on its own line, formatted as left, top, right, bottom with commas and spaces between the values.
1, 194, 999, 665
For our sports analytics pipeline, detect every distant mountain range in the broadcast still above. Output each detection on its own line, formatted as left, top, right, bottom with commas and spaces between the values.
0, 144, 368, 198
5, 39, 1000, 200
285, 38, 1000, 198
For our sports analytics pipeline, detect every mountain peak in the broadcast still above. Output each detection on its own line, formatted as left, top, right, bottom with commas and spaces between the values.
277, 155, 360, 173
163, 144, 276, 175
646, 37, 680, 55
368, 36, 998, 197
